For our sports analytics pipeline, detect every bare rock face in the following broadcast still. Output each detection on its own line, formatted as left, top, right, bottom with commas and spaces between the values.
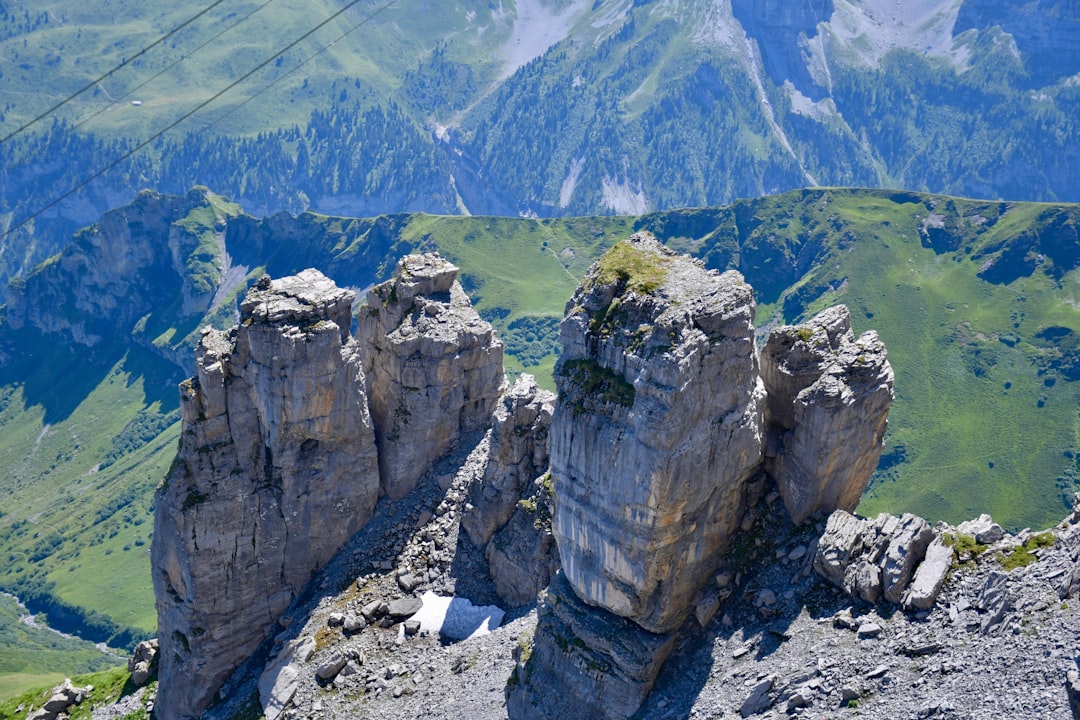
506, 572, 679, 720
814, 510, 935, 605
550, 232, 765, 634
761, 305, 894, 524
462, 374, 554, 546
152, 269, 380, 720
483, 472, 561, 607
461, 374, 559, 606
357, 253, 505, 500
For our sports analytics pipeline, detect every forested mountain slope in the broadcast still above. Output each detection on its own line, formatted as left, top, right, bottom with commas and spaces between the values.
1, 0, 1078, 295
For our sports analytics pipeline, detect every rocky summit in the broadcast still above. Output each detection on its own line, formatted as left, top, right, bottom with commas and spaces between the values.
152, 269, 381, 720
142, 236, 1080, 720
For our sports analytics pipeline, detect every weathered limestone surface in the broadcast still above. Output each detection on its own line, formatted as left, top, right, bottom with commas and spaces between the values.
357, 253, 505, 500
760, 305, 894, 524
550, 232, 765, 634
152, 270, 380, 720
814, 510, 935, 605
506, 572, 679, 720
5, 188, 227, 349
462, 374, 555, 547
483, 473, 561, 607
461, 374, 559, 606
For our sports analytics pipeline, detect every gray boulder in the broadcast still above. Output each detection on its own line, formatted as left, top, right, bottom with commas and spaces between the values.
814, 510, 934, 605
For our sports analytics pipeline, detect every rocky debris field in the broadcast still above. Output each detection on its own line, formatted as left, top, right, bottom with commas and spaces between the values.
177, 451, 1080, 720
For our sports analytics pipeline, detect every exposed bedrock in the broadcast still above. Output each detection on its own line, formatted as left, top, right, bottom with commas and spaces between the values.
462, 374, 560, 606
152, 270, 380, 720
357, 252, 505, 500
550, 231, 765, 634
760, 305, 894, 524
506, 571, 679, 720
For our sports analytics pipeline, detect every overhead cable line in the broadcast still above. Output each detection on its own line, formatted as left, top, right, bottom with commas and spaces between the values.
197, 0, 397, 132
74, 0, 282, 132
0, 0, 398, 242
0, 0, 232, 146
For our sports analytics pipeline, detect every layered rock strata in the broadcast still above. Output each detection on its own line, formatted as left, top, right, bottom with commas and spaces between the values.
462, 374, 559, 606
813, 510, 937, 605
760, 305, 894, 524
357, 253, 505, 500
152, 270, 380, 720
550, 232, 765, 633
506, 572, 679, 720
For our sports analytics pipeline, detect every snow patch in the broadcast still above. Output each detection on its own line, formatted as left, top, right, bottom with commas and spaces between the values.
406, 592, 505, 641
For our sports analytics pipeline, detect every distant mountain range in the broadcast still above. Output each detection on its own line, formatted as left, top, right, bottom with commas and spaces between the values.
1, 0, 1078, 292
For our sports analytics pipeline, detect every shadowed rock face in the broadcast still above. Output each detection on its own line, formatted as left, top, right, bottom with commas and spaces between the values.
462, 374, 560, 607
550, 232, 765, 634
357, 253, 506, 501
152, 270, 380, 720
760, 305, 894, 524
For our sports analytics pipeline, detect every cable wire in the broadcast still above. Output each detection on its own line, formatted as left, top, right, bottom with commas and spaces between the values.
1, 0, 397, 242
197, 0, 397, 132
73, 0, 282, 132
0, 0, 232, 146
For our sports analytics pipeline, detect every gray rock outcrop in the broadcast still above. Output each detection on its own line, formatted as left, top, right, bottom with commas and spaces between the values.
357, 253, 505, 500
506, 572, 679, 720
152, 269, 380, 720
462, 374, 554, 546
461, 374, 559, 606
128, 638, 159, 687
27, 678, 93, 720
550, 232, 765, 633
814, 510, 935, 604
760, 305, 894, 524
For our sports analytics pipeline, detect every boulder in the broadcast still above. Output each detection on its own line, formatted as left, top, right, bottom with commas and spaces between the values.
903, 536, 955, 610
761, 305, 894, 524
153, 270, 380, 720
357, 253, 505, 500
814, 510, 934, 605
128, 638, 159, 686
957, 513, 1005, 545
258, 636, 316, 720
550, 233, 765, 634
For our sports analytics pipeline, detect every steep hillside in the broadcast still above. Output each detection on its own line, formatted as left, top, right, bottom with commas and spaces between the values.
0, 187, 1077, 695
1, 1, 1078, 296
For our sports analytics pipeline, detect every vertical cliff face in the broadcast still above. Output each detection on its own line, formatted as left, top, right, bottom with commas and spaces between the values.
760, 305, 894, 524
152, 270, 380, 720
357, 253, 506, 500
550, 232, 765, 633
462, 374, 559, 606
5, 188, 231, 349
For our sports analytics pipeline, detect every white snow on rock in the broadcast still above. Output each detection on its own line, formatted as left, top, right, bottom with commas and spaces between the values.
406, 591, 505, 641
